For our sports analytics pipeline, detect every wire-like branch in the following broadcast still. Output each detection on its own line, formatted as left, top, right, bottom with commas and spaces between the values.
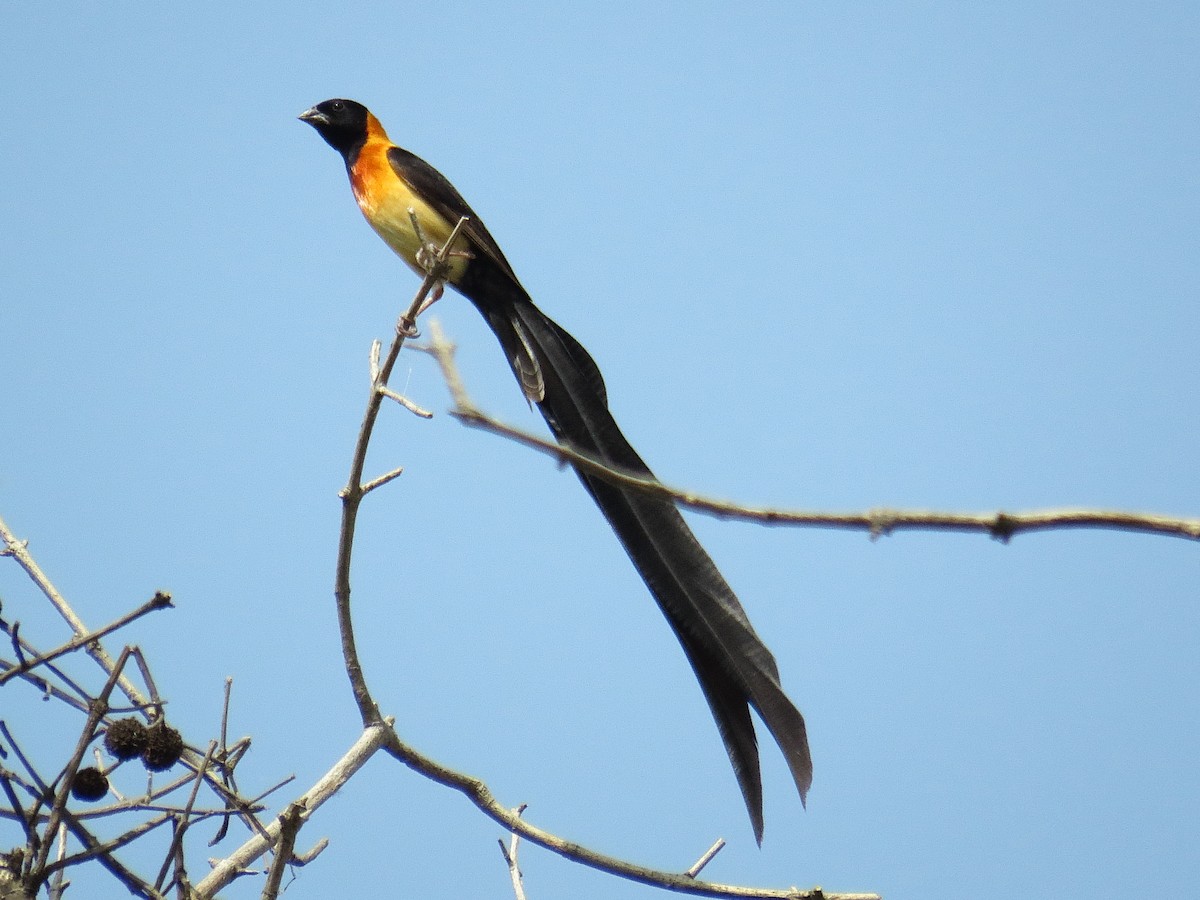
417, 325, 1200, 544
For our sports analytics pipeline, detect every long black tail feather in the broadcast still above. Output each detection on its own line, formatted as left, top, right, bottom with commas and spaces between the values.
471, 287, 812, 842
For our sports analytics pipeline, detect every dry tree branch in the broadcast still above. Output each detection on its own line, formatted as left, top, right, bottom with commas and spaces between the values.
0, 773, 35, 850
48, 806, 167, 899
497, 804, 528, 900
380, 728, 873, 900
0, 515, 149, 709
30, 646, 134, 884
259, 802, 304, 900
44, 810, 176, 881
1, 521, 294, 897
0, 667, 89, 724
0, 593, 173, 688
687, 839, 727, 879
1, 514, 272, 856
193, 721, 388, 898
315, 223, 880, 900
47, 825, 67, 900
333, 214, 471, 726
153, 741, 218, 893
417, 326, 1200, 545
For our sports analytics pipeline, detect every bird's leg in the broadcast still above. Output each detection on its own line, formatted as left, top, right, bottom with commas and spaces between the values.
409, 208, 474, 275
416, 281, 444, 317
408, 208, 445, 275
397, 281, 443, 337
394, 208, 441, 336
400, 209, 473, 336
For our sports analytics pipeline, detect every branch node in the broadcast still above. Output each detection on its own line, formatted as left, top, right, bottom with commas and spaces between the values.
990, 512, 1017, 543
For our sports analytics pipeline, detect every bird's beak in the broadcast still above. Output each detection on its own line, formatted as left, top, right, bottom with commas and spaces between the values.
298, 107, 328, 126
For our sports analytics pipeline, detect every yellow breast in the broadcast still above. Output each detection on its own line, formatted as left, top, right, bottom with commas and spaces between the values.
350, 140, 468, 282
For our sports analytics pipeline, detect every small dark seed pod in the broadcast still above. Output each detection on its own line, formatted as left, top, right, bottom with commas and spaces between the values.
141, 722, 184, 771
104, 717, 149, 760
71, 767, 109, 802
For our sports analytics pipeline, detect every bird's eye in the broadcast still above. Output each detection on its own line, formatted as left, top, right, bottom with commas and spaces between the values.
331, 100, 344, 111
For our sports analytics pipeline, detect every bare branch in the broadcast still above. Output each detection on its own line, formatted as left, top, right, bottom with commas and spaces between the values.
312, 212, 880, 899
418, 327, 1200, 544
153, 741, 218, 892
260, 802, 304, 900
289, 837, 328, 865
0, 593, 173, 687
30, 646, 134, 886
378, 386, 433, 419
333, 216, 471, 727
0, 515, 149, 709
193, 722, 391, 898
360, 466, 406, 496
686, 839, 726, 879
380, 729, 875, 900
497, 803, 528, 900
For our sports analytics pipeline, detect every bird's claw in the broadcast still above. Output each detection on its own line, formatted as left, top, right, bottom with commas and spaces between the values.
414, 241, 441, 273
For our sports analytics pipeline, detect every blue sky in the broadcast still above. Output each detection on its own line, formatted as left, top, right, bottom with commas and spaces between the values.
2, 3, 1197, 898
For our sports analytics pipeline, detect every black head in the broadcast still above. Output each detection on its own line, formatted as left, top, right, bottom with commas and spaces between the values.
299, 98, 370, 158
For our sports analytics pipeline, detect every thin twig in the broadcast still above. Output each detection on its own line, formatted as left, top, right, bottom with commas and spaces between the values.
1, 765, 35, 850
686, 838, 726, 878
0, 514, 149, 709
289, 838, 327, 865
0, 593, 173, 687
360, 466, 406, 496
30, 646, 134, 885
418, 328, 1200, 544
48, 822, 67, 900
130, 647, 163, 720
169, 824, 190, 900
378, 386, 433, 419
49, 806, 168, 898
153, 741, 217, 892
210, 678, 236, 846
0, 643, 98, 711
498, 803, 528, 900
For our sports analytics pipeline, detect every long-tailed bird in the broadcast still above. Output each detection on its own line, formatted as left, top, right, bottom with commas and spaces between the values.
300, 98, 812, 841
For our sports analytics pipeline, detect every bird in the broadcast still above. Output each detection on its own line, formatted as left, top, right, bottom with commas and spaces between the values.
300, 98, 811, 842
